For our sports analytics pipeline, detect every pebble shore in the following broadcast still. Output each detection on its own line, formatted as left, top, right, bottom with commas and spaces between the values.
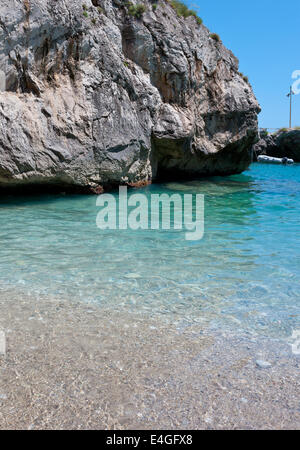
0, 289, 299, 430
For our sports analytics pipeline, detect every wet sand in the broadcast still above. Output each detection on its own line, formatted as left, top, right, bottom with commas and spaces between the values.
0, 289, 299, 430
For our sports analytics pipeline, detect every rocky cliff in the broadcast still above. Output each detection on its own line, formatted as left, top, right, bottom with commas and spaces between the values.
0, 0, 260, 193
253, 129, 300, 162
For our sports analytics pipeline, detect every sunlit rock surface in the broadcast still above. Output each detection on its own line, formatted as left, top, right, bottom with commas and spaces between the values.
0, 0, 260, 192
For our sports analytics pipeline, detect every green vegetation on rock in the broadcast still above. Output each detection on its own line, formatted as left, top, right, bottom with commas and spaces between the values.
169, 0, 202, 25
210, 33, 220, 42
238, 71, 249, 84
128, 3, 147, 17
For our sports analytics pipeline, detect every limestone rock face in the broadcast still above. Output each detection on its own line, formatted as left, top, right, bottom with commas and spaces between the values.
253, 130, 300, 162
0, 0, 260, 192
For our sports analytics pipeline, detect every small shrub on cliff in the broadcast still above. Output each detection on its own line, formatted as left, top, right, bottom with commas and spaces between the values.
210, 33, 220, 42
152, 3, 157, 10
238, 71, 249, 84
83, 10, 89, 17
170, 0, 189, 17
169, 1, 202, 25
188, 10, 202, 24
128, 3, 147, 18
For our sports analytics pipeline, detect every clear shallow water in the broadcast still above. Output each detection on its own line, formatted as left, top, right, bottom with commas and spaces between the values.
0, 163, 299, 339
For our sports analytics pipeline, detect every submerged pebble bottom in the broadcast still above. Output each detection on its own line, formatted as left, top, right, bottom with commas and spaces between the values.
0, 163, 299, 341
0, 291, 299, 430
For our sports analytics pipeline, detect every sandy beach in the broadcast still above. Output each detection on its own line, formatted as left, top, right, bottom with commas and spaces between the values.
0, 288, 299, 430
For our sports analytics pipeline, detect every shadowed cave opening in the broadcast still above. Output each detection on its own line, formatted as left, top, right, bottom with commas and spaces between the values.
152, 134, 255, 182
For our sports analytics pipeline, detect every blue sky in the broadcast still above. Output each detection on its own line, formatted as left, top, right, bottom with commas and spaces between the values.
186, 0, 300, 129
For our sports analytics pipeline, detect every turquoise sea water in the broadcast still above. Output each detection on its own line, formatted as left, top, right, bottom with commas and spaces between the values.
0, 163, 299, 339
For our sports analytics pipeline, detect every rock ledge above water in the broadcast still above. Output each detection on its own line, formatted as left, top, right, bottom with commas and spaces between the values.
0, 0, 260, 192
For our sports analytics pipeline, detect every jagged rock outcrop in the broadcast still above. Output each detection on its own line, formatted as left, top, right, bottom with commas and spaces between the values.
0, 0, 260, 192
253, 129, 300, 162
